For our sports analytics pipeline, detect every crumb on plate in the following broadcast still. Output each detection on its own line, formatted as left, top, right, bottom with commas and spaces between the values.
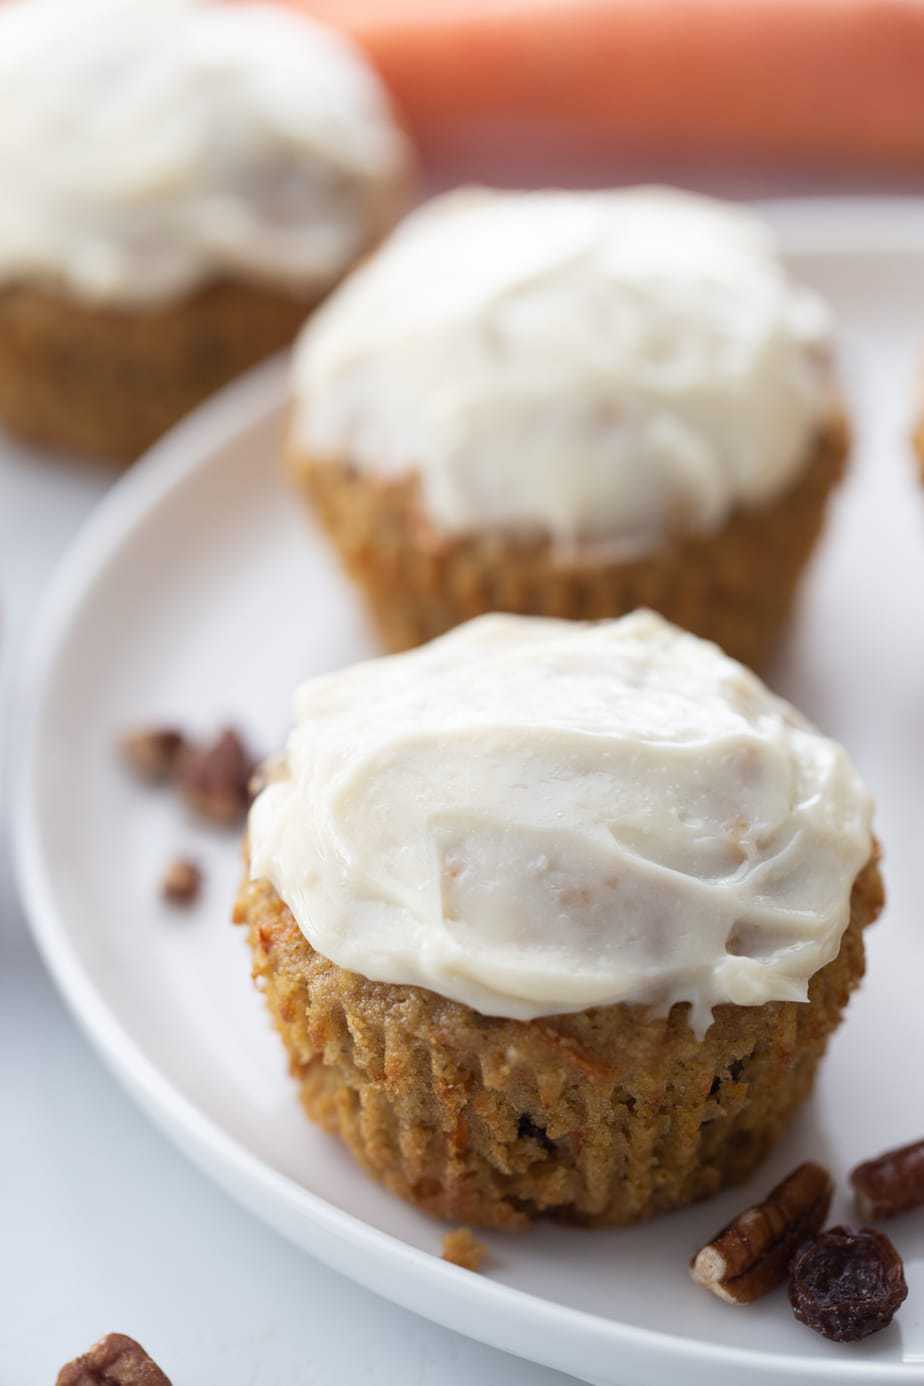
441, 1227, 488, 1272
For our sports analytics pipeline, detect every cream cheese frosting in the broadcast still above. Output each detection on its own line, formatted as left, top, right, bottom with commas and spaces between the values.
0, 0, 413, 303
291, 186, 834, 558
249, 611, 873, 1037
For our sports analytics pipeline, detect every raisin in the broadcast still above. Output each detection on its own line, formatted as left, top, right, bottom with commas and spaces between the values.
789, 1226, 908, 1342
517, 1115, 556, 1153
709, 1057, 747, 1100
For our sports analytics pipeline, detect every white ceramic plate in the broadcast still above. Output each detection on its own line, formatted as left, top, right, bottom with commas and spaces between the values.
14, 201, 924, 1386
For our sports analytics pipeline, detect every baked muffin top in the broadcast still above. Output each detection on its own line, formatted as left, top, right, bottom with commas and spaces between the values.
291, 186, 834, 557
249, 611, 872, 1034
0, 0, 413, 304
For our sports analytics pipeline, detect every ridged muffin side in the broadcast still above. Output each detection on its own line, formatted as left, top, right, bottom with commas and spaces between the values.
288, 416, 848, 671
0, 278, 318, 462
235, 850, 882, 1230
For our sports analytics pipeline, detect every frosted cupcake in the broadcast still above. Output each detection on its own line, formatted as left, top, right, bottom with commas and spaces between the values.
288, 187, 845, 670
237, 611, 881, 1229
0, 0, 413, 461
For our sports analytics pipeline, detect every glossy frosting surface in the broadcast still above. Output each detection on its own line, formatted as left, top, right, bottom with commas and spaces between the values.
249, 612, 872, 1033
0, 0, 412, 303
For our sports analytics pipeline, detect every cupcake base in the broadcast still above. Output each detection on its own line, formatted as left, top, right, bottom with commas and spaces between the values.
235, 853, 882, 1230
0, 277, 315, 462
289, 417, 847, 671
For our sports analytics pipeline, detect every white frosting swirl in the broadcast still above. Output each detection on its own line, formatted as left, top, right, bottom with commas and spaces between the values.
249, 611, 873, 1036
0, 0, 413, 303
292, 186, 833, 557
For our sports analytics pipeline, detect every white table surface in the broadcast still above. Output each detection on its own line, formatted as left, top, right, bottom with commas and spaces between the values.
0, 441, 574, 1386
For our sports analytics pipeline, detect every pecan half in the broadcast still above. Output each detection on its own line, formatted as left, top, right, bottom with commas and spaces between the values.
690, 1161, 832, 1304
57, 1333, 171, 1385
851, 1138, 924, 1220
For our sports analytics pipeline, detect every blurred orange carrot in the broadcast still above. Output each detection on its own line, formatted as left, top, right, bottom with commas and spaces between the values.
242, 0, 924, 171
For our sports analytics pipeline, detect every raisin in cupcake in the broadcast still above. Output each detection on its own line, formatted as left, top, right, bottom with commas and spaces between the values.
287, 187, 845, 670
0, 0, 414, 461
237, 611, 881, 1229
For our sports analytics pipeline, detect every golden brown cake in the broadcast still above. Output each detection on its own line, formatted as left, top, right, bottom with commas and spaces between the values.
239, 612, 882, 1228
236, 855, 880, 1230
290, 417, 846, 671
0, 279, 317, 462
0, 0, 413, 461
287, 188, 845, 669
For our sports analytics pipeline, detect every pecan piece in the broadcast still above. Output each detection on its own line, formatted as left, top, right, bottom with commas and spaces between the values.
789, 1226, 908, 1341
119, 728, 186, 783
690, 1161, 832, 1304
851, 1138, 924, 1220
161, 857, 202, 906
178, 727, 255, 826
57, 1332, 171, 1385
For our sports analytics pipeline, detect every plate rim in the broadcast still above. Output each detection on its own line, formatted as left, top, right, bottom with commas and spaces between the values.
13, 205, 924, 1385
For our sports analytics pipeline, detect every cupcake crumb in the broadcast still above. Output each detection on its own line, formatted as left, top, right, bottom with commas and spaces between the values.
441, 1227, 488, 1272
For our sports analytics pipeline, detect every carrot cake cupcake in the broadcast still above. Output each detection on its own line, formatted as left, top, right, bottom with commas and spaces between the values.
287, 187, 846, 670
237, 610, 881, 1229
0, 0, 413, 461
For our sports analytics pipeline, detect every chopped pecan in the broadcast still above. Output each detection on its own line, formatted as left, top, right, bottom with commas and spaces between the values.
119, 728, 186, 783
56, 1332, 171, 1385
178, 727, 255, 826
161, 858, 202, 906
851, 1138, 924, 1220
690, 1161, 832, 1304
789, 1226, 908, 1341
